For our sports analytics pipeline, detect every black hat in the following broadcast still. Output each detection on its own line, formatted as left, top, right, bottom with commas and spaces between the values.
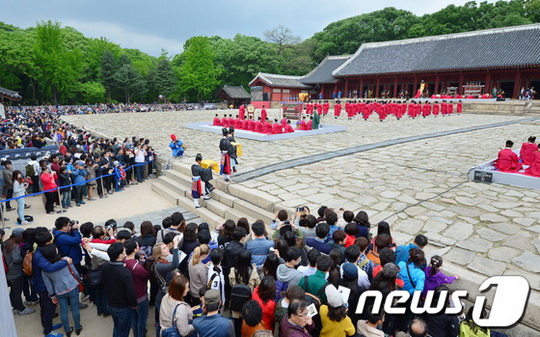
222, 128, 229, 136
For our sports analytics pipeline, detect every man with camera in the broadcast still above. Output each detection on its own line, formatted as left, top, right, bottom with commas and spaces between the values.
52, 216, 89, 309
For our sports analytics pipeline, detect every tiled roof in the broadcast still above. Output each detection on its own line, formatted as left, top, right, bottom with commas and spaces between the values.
0, 86, 22, 100
221, 85, 251, 99
301, 55, 351, 84
249, 72, 310, 88
334, 24, 540, 77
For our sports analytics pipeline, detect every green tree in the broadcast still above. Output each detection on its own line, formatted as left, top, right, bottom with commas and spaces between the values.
34, 20, 83, 104
153, 58, 177, 101
101, 51, 116, 102
178, 36, 220, 102
114, 54, 146, 104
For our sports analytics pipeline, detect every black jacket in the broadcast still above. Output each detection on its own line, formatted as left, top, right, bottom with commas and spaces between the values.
102, 261, 138, 308
422, 312, 459, 337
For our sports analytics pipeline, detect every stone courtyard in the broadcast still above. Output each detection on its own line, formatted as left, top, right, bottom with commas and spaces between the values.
61, 108, 540, 335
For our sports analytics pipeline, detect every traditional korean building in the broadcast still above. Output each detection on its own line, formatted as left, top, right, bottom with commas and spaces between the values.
300, 55, 351, 99
0, 86, 22, 102
249, 72, 310, 107
218, 85, 251, 108
333, 24, 540, 99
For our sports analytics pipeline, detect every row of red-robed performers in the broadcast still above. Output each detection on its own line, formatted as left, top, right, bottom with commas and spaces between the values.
431, 94, 494, 99
338, 101, 463, 119
213, 117, 304, 134
495, 139, 540, 177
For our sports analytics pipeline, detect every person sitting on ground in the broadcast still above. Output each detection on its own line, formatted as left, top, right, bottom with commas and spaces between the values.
495, 140, 522, 172
525, 144, 540, 177
520, 136, 537, 165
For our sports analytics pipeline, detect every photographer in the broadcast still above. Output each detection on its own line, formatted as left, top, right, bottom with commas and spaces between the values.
53, 217, 83, 272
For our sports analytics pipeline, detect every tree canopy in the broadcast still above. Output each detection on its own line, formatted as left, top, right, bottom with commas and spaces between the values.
0, 0, 538, 104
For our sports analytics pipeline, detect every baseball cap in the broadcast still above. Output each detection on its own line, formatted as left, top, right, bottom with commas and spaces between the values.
204, 289, 221, 310
342, 262, 358, 280
12, 227, 24, 237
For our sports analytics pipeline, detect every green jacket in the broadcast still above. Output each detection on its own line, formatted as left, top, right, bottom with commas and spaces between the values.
298, 270, 329, 304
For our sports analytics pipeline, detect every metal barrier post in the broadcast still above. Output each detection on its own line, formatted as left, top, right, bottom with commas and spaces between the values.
56, 188, 66, 213
0, 202, 9, 231
99, 176, 108, 198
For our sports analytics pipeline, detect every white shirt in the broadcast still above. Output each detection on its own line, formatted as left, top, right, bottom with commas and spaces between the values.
340, 263, 370, 290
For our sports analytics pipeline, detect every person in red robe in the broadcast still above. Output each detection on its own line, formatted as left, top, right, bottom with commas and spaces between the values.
299, 117, 307, 130
213, 114, 221, 126
271, 119, 282, 134
441, 102, 447, 116
263, 121, 273, 134
260, 106, 267, 122
283, 120, 295, 133
395, 102, 404, 120
307, 117, 313, 130
432, 102, 440, 116
378, 103, 387, 122
322, 101, 330, 115
495, 140, 522, 172
525, 145, 540, 177
520, 136, 538, 165
457, 100, 463, 114
247, 116, 256, 131
448, 102, 454, 115
422, 102, 431, 118
239, 104, 246, 120
334, 101, 342, 119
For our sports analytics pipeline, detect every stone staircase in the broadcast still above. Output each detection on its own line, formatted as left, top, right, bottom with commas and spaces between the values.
151, 162, 279, 228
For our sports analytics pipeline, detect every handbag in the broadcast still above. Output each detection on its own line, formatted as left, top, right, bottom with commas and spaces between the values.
161, 304, 181, 337
67, 265, 85, 292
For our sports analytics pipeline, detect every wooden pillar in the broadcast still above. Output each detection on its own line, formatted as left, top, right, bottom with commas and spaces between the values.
513, 70, 521, 99
435, 74, 440, 95
320, 84, 325, 99
360, 78, 364, 98
393, 76, 398, 98
413, 76, 418, 95
375, 77, 380, 98
344, 79, 349, 97
485, 71, 491, 96
458, 72, 464, 95
334, 82, 338, 98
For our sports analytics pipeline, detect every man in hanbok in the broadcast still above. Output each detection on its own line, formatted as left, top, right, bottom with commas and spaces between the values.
191, 153, 215, 208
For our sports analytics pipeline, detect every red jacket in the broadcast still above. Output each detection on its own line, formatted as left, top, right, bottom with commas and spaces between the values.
40, 172, 57, 191
495, 148, 522, 172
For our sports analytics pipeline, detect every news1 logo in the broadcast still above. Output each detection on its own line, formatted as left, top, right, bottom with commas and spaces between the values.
355, 276, 530, 328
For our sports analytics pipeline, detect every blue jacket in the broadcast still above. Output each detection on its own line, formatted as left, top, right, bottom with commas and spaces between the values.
169, 141, 184, 157
32, 247, 69, 293
42, 263, 79, 296
53, 229, 83, 265
245, 238, 275, 267
398, 261, 425, 294
395, 243, 419, 265
72, 168, 87, 186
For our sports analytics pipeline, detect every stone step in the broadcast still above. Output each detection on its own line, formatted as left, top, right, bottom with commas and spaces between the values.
233, 199, 275, 224
211, 189, 239, 208
172, 162, 193, 176
151, 182, 181, 206
175, 193, 226, 228
205, 198, 230, 218
165, 169, 192, 189
159, 176, 190, 198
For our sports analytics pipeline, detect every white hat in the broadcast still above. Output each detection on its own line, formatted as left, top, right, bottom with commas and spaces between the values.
326, 286, 343, 308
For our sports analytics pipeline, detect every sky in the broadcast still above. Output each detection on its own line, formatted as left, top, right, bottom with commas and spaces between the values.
1, 0, 492, 57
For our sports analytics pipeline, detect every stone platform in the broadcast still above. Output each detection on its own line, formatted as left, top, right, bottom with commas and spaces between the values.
469, 153, 540, 190
183, 121, 346, 141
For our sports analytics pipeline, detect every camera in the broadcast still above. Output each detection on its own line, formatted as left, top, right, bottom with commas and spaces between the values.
69, 220, 79, 226
297, 207, 305, 212
105, 222, 117, 231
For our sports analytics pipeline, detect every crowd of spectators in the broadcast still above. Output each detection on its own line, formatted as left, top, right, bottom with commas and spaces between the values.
0, 107, 157, 222
2, 204, 510, 337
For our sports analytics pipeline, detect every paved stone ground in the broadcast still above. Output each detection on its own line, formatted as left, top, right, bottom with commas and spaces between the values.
62, 109, 540, 334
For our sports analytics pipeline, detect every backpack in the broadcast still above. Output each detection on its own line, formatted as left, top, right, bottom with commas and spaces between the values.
25, 164, 35, 178
302, 276, 329, 337
366, 250, 380, 266
275, 279, 289, 301
22, 250, 33, 276
229, 284, 252, 312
